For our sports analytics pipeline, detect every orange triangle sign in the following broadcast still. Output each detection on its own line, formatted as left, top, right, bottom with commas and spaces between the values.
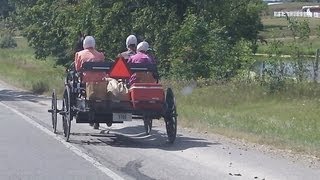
109, 57, 131, 78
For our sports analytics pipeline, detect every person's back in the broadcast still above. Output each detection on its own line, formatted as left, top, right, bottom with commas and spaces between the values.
128, 51, 152, 64
127, 41, 152, 64
119, 50, 136, 61
128, 41, 155, 85
74, 36, 105, 82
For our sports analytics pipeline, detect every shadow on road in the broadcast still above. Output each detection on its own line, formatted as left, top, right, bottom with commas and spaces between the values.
68, 124, 221, 151
0, 89, 48, 103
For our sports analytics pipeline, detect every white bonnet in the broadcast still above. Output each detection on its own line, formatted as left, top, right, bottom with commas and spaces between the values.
83, 36, 96, 49
137, 41, 149, 52
126, 35, 137, 48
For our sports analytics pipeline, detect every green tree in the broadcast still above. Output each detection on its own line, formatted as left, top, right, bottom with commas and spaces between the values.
0, 0, 15, 18
286, 15, 311, 82
10, 0, 265, 79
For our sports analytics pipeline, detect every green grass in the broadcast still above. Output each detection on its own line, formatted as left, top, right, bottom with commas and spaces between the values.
257, 37, 320, 55
260, 17, 320, 39
0, 38, 65, 95
169, 80, 320, 155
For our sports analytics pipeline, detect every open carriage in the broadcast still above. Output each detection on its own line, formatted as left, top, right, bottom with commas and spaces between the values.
48, 58, 177, 143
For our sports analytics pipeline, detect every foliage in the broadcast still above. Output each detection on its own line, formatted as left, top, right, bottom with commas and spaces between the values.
260, 15, 315, 93
286, 15, 311, 82
169, 14, 226, 79
263, 39, 286, 93
0, 34, 17, 48
32, 80, 49, 94
9, 0, 265, 79
0, 37, 65, 95
0, 0, 15, 18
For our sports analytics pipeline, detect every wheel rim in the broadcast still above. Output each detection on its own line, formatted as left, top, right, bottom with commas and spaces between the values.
62, 86, 71, 142
165, 88, 177, 143
51, 90, 57, 133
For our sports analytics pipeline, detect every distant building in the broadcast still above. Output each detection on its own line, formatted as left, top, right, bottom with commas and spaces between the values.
263, 0, 283, 5
302, 5, 320, 13
263, 0, 283, 2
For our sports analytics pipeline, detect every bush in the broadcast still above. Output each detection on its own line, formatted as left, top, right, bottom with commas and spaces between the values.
169, 14, 229, 79
32, 81, 49, 94
0, 34, 17, 48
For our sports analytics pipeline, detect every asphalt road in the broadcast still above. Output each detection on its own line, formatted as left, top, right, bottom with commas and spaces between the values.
0, 81, 319, 180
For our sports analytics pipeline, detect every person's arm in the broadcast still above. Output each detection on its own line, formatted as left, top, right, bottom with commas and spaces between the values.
93, 50, 105, 62
127, 56, 132, 63
127, 54, 136, 63
117, 52, 124, 58
97, 51, 108, 79
100, 52, 105, 61
74, 52, 81, 71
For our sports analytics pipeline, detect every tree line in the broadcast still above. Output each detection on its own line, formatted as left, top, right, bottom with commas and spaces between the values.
3, 0, 265, 80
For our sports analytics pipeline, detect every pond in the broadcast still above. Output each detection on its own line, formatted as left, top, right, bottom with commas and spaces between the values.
252, 59, 320, 82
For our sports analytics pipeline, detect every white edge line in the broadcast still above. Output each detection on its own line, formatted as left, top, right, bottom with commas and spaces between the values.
0, 102, 124, 180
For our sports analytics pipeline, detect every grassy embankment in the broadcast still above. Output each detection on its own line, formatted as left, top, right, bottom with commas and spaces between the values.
174, 80, 320, 155
0, 33, 320, 156
0, 38, 65, 95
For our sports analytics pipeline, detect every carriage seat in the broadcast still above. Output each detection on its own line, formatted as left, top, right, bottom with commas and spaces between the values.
80, 61, 159, 101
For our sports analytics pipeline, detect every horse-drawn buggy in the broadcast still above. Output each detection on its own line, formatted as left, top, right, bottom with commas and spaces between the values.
48, 58, 177, 143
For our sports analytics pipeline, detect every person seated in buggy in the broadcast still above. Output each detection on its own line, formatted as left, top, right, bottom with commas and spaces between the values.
118, 35, 137, 62
128, 41, 157, 85
75, 36, 106, 82
74, 35, 106, 129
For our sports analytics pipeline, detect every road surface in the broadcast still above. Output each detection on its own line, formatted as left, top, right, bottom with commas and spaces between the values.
0, 81, 319, 180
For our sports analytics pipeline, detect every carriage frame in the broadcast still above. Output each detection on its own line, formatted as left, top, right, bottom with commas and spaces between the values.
48, 58, 177, 143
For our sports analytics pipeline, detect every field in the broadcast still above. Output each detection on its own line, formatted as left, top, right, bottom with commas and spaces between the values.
257, 35, 320, 55
258, 2, 320, 55
260, 17, 320, 38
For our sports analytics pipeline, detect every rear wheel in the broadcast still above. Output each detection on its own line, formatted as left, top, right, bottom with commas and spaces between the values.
50, 89, 57, 133
165, 88, 177, 143
62, 86, 71, 142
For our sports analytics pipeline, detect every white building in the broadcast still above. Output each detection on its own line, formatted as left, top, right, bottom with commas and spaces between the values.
263, 0, 283, 5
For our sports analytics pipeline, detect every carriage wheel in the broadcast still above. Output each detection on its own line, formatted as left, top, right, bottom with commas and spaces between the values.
143, 117, 153, 135
50, 89, 57, 133
62, 86, 71, 142
164, 88, 177, 143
